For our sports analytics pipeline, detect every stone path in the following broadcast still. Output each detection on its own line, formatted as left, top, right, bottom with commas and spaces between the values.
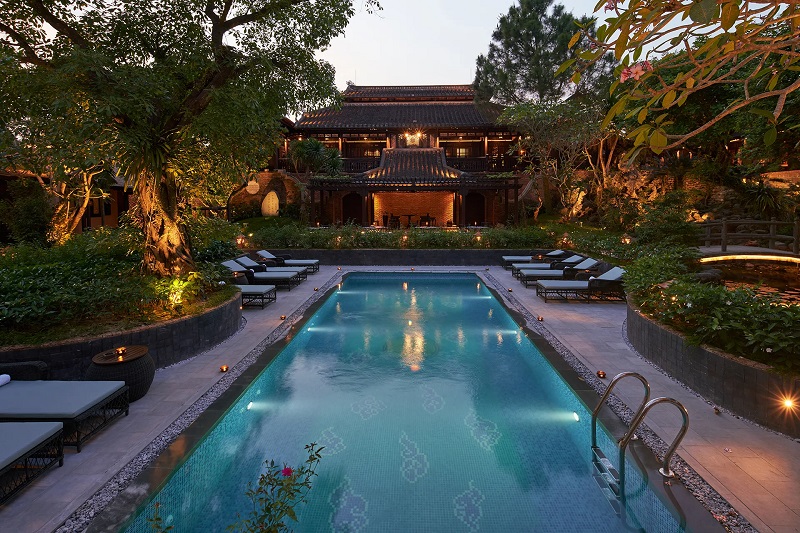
0, 265, 798, 532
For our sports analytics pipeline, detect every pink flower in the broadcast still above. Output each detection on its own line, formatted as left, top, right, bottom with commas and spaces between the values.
604, 0, 616, 11
281, 467, 293, 477
620, 61, 654, 82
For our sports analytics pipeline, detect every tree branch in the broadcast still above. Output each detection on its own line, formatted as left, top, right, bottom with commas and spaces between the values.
26, 0, 90, 49
664, 76, 800, 150
0, 20, 50, 66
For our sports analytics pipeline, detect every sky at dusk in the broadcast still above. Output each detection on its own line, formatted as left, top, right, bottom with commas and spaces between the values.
318, 0, 604, 90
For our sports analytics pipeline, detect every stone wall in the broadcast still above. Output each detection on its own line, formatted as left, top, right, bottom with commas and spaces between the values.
627, 303, 800, 438
267, 248, 541, 266
0, 293, 242, 380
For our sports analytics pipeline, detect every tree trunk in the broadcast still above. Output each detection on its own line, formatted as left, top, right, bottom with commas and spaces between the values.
138, 171, 194, 276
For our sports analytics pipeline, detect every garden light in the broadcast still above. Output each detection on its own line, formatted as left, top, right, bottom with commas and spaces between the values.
220, 365, 229, 373
596, 370, 606, 379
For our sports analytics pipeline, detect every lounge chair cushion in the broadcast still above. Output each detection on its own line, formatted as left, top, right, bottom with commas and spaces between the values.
0, 380, 126, 419
0, 422, 62, 471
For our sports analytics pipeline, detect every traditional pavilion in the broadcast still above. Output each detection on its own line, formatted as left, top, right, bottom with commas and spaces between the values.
284, 84, 522, 227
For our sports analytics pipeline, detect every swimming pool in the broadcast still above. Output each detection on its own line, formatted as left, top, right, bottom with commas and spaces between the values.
121, 272, 694, 532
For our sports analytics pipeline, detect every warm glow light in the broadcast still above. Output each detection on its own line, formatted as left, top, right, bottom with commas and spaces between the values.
280, 315, 286, 320
596, 370, 606, 379
403, 282, 408, 291
572, 412, 580, 422
220, 365, 229, 372
699, 254, 800, 265
537, 316, 544, 321
117, 355, 124, 362
314, 287, 319, 291
337, 266, 342, 270
408, 320, 413, 326
246, 402, 253, 410
508, 288, 513, 292
409, 364, 421, 372
783, 398, 796, 409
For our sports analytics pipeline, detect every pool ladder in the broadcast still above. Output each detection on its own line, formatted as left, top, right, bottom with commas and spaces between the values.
590, 372, 690, 515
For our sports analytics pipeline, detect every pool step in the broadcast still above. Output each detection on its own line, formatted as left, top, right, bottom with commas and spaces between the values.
592, 446, 621, 514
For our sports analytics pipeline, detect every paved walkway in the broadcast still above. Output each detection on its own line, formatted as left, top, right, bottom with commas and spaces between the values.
1, 265, 798, 532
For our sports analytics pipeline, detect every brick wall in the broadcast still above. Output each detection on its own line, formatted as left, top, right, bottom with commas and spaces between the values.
374, 192, 454, 226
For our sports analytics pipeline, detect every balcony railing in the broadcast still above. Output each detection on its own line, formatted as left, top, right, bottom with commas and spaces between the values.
447, 157, 488, 172
343, 157, 381, 173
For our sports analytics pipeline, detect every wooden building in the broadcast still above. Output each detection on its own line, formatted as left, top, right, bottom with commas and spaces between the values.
283, 84, 522, 227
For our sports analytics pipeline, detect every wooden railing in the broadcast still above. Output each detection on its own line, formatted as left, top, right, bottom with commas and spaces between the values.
698, 218, 800, 254
342, 157, 381, 173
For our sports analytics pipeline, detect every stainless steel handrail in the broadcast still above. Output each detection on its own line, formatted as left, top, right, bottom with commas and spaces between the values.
591, 372, 651, 449
619, 397, 690, 479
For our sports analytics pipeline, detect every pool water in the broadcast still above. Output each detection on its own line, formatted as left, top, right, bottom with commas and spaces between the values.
123, 273, 684, 532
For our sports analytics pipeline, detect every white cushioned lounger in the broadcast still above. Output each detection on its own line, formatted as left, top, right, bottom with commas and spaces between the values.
0, 380, 129, 451
0, 422, 64, 503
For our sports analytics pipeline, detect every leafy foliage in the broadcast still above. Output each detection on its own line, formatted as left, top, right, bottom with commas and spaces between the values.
565, 0, 800, 155
249, 224, 551, 250
633, 192, 701, 247
0, 179, 53, 245
474, 0, 614, 104
0, 0, 380, 275
0, 228, 234, 346
626, 248, 800, 373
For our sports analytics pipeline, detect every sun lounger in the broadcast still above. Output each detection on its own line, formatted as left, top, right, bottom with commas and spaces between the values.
0, 380, 129, 451
256, 250, 320, 273
234, 257, 308, 280
236, 284, 277, 309
519, 258, 600, 287
512, 254, 585, 278
222, 261, 304, 289
535, 266, 626, 302
501, 249, 566, 269
0, 422, 64, 504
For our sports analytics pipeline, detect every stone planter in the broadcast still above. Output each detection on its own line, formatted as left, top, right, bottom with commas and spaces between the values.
0, 293, 241, 381
626, 302, 800, 438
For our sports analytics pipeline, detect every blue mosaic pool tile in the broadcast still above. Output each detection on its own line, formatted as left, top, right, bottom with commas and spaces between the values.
318, 427, 346, 455
453, 480, 485, 532
329, 476, 369, 533
421, 384, 445, 413
464, 410, 502, 451
399, 431, 429, 483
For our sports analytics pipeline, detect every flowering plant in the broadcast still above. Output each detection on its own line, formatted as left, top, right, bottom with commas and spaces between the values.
228, 442, 324, 533
148, 443, 323, 533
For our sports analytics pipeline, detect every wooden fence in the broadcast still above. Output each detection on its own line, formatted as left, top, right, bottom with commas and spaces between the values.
698, 218, 800, 254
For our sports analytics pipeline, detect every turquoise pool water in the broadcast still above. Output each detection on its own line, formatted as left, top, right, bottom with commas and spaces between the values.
123, 273, 684, 532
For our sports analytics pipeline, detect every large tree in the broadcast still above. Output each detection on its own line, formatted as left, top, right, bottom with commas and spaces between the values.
473, 0, 615, 104
0, 0, 377, 275
501, 100, 605, 220
565, 0, 800, 156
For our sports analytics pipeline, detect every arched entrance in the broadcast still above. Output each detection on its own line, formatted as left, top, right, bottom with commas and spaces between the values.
261, 190, 280, 216
341, 192, 363, 225
464, 192, 485, 226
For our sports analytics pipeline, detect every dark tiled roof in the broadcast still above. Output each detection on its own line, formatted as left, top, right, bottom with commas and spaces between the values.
362, 148, 462, 182
295, 101, 504, 131
343, 85, 474, 101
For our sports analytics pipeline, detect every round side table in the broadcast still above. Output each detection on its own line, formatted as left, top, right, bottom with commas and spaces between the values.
87, 345, 156, 402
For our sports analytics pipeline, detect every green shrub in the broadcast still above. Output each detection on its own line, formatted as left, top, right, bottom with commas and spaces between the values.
626, 248, 799, 373
249, 225, 551, 250
0, 179, 54, 245
0, 227, 233, 345
634, 192, 701, 247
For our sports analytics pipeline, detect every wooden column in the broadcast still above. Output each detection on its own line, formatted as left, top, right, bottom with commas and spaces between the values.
459, 190, 467, 227
309, 188, 316, 225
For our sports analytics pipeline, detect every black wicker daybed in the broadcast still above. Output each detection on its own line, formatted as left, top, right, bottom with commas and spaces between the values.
0, 380, 129, 452
0, 421, 64, 504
